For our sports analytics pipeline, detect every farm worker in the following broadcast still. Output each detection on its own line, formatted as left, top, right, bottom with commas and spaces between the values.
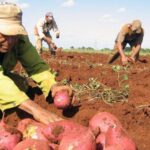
34, 11, 61, 55
0, 3, 72, 124
108, 20, 144, 65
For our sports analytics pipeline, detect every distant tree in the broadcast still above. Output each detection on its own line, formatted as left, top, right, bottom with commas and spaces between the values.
100, 48, 111, 51
81, 46, 86, 49
87, 47, 94, 50
70, 46, 74, 49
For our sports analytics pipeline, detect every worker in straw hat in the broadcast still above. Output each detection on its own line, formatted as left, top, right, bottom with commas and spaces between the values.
108, 20, 144, 65
34, 11, 61, 55
0, 2, 72, 124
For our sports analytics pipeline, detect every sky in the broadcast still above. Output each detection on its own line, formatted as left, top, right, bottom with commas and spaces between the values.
1, 0, 150, 49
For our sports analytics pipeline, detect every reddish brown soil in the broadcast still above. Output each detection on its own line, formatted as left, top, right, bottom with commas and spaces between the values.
2, 52, 150, 150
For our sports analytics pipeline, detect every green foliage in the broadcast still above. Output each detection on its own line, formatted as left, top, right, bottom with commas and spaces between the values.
112, 65, 129, 91
112, 65, 122, 72
123, 74, 128, 81
88, 78, 101, 90
61, 79, 70, 85
70, 78, 128, 104
63, 47, 150, 55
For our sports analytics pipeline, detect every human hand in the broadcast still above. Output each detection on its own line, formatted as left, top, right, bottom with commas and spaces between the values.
128, 57, 135, 63
121, 56, 129, 65
33, 108, 63, 124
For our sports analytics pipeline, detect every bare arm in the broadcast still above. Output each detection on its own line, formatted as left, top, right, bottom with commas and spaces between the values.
18, 99, 63, 124
42, 36, 52, 44
18, 85, 72, 124
116, 42, 129, 65
130, 44, 141, 61
115, 25, 131, 65
116, 42, 125, 58
42, 36, 57, 50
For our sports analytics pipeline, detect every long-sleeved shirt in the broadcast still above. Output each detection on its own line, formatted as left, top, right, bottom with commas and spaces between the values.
34, 17, 59, 39
0, 35, 56, 110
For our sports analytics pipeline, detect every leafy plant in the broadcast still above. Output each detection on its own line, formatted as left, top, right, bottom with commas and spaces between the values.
112, 65, 129, 90
70, 78, 128, 105
61, 79, 70, 85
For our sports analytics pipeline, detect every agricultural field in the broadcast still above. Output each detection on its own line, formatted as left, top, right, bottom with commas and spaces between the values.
3, 51, 150, 150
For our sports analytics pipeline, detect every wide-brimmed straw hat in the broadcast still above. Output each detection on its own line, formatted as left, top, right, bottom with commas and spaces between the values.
0, 2, 27, 35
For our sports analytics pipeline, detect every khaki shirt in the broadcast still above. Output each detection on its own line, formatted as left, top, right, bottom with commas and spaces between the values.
116, 24, 144, 45
34, 17, 59, 39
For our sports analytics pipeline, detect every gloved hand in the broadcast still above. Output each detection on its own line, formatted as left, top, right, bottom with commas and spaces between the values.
56, 32, 60, 39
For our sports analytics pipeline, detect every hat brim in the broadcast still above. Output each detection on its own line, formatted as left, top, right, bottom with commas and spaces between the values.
0, 24, 27, 36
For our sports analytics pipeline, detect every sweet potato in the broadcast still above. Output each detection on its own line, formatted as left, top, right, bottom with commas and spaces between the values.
0, 120, 22, 150
105, 145, 121, 150
13, 139, 51, 150
49, 143, 59, 150
54, 90, 71, 109
89, 112, 122, 133
105, 144, 135, 150
43, 120, 86, 142
96, 133, 106, 150
17, 118, 48, 142
59, 128, 96, 150
105, 126, 137, 150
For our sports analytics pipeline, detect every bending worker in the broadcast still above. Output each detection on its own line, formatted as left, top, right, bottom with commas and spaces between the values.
34, 11, 60, 55
0, 3, 71, 124
108, 20, 144, 65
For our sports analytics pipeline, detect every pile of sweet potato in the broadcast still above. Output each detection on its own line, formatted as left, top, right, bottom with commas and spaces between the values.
0, 112, 137, 150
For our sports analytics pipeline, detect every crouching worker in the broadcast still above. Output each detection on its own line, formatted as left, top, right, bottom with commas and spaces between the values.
0, 3, 72, 124
34, 11, 61, 55
108, 20, 144, 65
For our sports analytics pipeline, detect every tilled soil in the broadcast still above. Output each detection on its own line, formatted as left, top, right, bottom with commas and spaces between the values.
3, 51, 150, 150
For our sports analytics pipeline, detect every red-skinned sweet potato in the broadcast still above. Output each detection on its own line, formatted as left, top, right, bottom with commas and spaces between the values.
89, 112, 122, 133
59, 128, 96, 150
105, 144, 135, 150
13, 139, 51, 150
17, 118, 48, 142
105, 126, 137, 150
96, 133, 106, 150
54, 90, 71, 109
0, 120, 22, 150
43, 120, 86, 143
105, 145, 121, 150
49, 143, 59, 150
